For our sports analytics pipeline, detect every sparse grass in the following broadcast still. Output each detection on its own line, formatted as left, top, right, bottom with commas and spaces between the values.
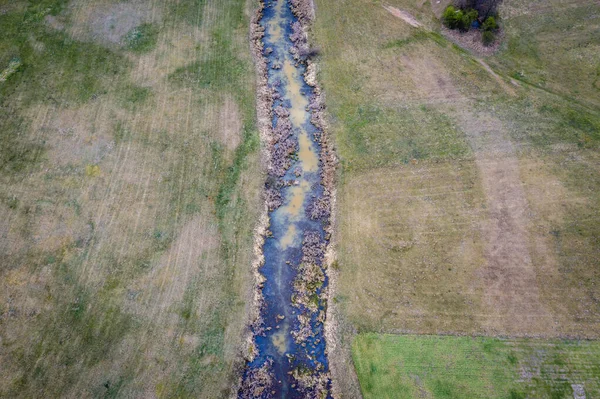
490, 0, 600, 108
0, 0, 260, 397
353, 333, 600, 399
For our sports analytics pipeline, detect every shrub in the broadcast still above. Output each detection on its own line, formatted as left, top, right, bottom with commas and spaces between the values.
460, 9, 478, 31
482, 30, 495, 46
443, 6, 478, 31
482, 16, 498, 31
443, 6, 460, 29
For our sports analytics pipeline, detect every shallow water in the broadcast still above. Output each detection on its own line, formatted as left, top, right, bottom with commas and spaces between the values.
241, 0, 331, 397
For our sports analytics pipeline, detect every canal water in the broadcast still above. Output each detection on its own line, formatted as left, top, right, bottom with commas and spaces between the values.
241, 0, 331, 397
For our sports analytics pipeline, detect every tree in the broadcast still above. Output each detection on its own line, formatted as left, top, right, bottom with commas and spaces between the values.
459, 8, 478, 31
476, 0, 502, 19
443, 6, 478, 31
454, 0, 502, 19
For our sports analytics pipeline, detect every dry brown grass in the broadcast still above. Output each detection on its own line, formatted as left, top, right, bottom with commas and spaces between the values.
337, 159, 487, 334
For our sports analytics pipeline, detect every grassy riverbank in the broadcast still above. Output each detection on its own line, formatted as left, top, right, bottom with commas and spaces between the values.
0, 0, 260, 396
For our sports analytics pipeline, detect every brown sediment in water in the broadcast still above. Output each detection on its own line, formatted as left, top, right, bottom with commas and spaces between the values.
271, 322, 289, 355
283, 59, 308, 126
266, 0, 284, 41
280, 180, 310, 218
279, 224, 298, 250
298, 131, 319, 172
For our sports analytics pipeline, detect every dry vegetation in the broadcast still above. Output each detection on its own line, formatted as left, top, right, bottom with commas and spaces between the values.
0, 0, 262, 397
312, 0, 600, 395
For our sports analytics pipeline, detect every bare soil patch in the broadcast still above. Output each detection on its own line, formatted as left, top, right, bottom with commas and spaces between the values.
441, 26, 502, 56
383, 5, 423, 28
455, 109, 555, 335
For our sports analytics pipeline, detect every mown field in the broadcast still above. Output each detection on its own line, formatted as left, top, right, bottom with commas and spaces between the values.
353, 333, 600, 399
312, 0, 600, 396
0, 0, 261, 397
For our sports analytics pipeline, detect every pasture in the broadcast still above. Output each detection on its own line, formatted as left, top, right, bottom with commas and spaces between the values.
0, 0, 261, 397
353, 333, 600, 399
312, 0, 600, 395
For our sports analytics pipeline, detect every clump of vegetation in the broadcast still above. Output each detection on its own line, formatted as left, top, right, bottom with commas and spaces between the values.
481, 15, 498, 45
0, 58, 22, 82
442, 0, 501, 46
442, 5, 478, 31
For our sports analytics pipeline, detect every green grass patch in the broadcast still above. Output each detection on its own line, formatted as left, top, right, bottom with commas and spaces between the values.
353, 334, 600, 399
337, 103, 471, 171
124, 23, 159, 53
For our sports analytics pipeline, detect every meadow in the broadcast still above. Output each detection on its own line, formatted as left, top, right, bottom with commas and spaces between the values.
0, 0, 261, 397
312, 0, 600, 396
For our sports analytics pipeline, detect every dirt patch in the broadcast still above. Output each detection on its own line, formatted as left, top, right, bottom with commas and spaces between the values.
442, 26, 502, 56
383, 5, 423, 28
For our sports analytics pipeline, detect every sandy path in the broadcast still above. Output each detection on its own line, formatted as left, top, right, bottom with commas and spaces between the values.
383, 5, 423, 28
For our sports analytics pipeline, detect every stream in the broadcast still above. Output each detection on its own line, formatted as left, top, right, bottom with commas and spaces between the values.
240, 0, 332, 397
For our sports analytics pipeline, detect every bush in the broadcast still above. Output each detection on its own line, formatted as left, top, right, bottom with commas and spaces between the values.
442, 6, 478, 31
482, 30, 495, 46
482, 16, 498, 31
460, 9, 478, 31
442, 6, 461, 29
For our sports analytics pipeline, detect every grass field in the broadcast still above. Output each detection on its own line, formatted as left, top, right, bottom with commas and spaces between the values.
353, 333, 600, 399
0, 0, 261, 397
311, 0, 600, 396
314, 0, 600, 334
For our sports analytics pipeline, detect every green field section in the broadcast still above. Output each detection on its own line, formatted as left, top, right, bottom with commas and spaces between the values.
353, 333, 600, 399
0, 0, 260, 397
